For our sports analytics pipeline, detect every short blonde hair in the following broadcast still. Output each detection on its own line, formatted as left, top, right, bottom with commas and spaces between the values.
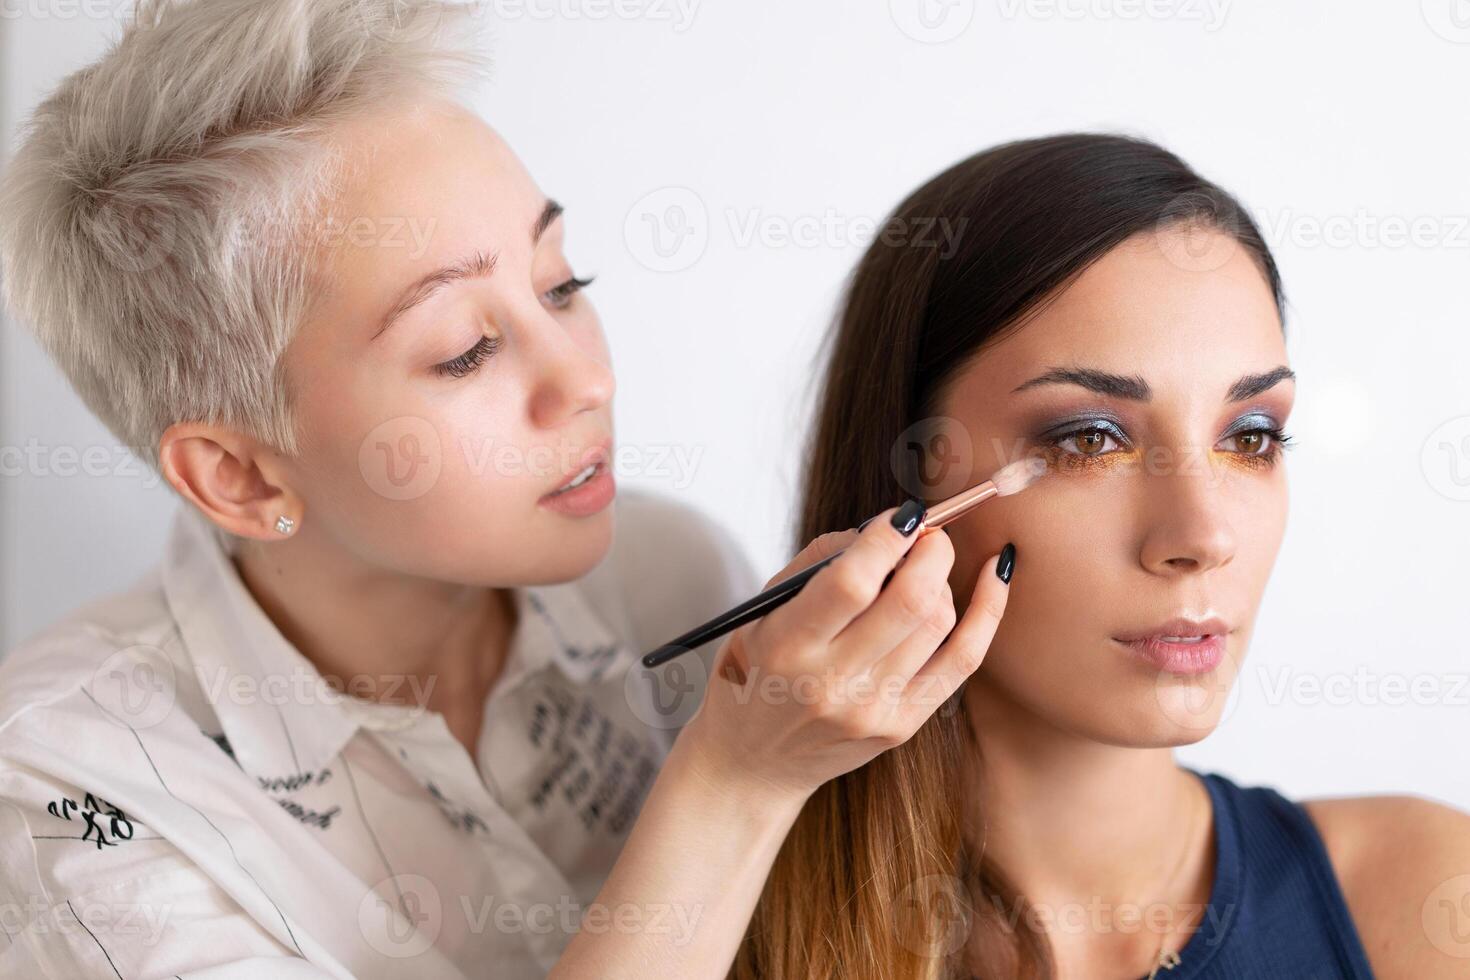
0, 0, 489, 471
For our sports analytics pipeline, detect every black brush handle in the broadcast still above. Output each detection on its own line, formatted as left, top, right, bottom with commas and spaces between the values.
639, 511, 911, 670
640, 549, 846, 668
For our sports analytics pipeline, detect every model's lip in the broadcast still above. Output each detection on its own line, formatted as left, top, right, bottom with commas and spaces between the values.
1112, 615, 1232, 643
542, 436, 613, 497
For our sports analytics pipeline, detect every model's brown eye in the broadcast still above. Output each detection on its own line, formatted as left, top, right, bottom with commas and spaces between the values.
1234, 431, 1265, 454
1073, 429, 1108, 455
1219, 425, 1292, 457
1047, 420, 1127, 459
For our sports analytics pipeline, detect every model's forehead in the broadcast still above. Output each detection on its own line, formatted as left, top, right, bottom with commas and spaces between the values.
971, 228, 1285, 384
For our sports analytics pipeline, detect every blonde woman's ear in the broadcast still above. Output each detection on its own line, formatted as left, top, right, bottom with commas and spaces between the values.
157, 421, 301, 541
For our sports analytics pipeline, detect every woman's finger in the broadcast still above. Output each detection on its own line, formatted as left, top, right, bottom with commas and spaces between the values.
899, 546, 1014, 726
758, 501, 925, 646
870, 580, 957, 683
830, 528, 954, 671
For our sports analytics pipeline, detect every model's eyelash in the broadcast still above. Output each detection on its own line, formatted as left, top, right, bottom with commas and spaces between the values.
544, 274, 594, 309
433, 335, 501, 379
1237, 425, 1295, 452
1043, 419, 1298, 468
1223, 424, 1296, 469
1044, 418, 1129, 452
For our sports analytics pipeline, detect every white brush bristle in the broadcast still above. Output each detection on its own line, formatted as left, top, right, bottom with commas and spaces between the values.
991, 454, 1050, 496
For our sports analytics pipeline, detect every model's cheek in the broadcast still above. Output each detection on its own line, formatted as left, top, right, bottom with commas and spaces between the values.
1232, 493, 1288, 607
941, 460, 1088, 588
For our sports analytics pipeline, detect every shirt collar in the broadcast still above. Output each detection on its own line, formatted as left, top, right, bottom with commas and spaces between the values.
159, 505, 629, 783
161, 505, 357, 783
508, 582, 626, 687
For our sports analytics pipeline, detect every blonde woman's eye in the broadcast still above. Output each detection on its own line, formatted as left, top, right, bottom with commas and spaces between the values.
544, 274, 594, 310
432, 335, 500, 379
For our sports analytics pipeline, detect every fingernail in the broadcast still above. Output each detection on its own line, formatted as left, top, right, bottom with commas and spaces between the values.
996, 542, 1016, 584
857, 514, 876, 531
890, 499, 926, 537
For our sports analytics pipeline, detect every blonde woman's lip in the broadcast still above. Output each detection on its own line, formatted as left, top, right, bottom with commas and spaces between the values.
540, 437, 612, 496
538, 459, 615, 516
538, 437, 615, 516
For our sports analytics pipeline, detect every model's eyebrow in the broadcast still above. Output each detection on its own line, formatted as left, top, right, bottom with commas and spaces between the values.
1225, 366, 1297, 401
1011, 365, 1296, 402
370, 198, 564, 342
1012, 367, 1150, 400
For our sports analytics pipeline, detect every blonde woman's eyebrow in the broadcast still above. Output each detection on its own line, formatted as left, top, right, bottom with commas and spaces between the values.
370, 199, 564, 343
533, 198, 563, 242
372, 248, 498, 342
1011, 365, 1295, 402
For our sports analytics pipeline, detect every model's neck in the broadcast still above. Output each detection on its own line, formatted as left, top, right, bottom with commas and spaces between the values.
960, 678, 1215, 976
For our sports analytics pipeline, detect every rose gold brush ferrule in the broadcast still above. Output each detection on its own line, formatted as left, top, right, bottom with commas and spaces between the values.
920, 480, 1000, 530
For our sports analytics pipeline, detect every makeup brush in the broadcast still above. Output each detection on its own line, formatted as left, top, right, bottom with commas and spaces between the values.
641, 454, 1051, 669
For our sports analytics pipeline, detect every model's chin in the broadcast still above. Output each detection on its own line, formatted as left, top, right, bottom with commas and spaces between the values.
1117, 673, 1236, 746
1051, 668, 1238, 749
1081, 700, 1228, 748
1098, 719, 1222, 749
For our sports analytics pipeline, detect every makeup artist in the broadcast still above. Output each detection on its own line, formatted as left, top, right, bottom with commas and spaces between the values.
0, 1, 1015, 977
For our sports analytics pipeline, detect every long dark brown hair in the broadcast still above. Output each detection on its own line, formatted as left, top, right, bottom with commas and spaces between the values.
730, 133, 1285, 979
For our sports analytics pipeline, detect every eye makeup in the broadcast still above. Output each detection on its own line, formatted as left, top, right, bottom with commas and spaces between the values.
641, 454, 1052, 668
1218, 412, 1295, 470
1031, 409, 1296, 473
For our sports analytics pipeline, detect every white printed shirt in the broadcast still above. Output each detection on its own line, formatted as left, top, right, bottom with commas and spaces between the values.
0, 491, 755, 979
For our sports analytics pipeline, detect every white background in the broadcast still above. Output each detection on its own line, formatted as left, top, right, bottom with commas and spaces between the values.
2, 1, 1467, 808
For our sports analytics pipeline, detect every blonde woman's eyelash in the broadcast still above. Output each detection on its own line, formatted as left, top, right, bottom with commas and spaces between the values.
544, 274, 594, 309
432, 335, 500, 379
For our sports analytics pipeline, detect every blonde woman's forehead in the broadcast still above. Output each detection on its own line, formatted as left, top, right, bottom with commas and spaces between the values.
309, 103, 548, 316
325, 99, 538, 222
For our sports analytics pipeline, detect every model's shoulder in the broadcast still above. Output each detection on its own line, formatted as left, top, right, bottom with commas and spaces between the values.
1304, 792, 1470, 867
1303, 793, 1470, 976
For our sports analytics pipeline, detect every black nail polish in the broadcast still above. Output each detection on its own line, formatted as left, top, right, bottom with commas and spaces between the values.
857, 515, 876, 531
890, 499, 926, 537
996, 542, 1016, 584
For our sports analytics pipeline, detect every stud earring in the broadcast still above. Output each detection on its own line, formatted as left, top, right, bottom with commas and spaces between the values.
274, 515, 296, 535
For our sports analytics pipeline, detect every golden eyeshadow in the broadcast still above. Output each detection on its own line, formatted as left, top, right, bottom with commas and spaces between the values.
1219, 449, 1281, 472
1036, 443, 1285, 475
1037, 443, 1139, 472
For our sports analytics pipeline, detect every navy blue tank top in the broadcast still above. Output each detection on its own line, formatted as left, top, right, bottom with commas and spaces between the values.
1144, 767, 1375, 979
